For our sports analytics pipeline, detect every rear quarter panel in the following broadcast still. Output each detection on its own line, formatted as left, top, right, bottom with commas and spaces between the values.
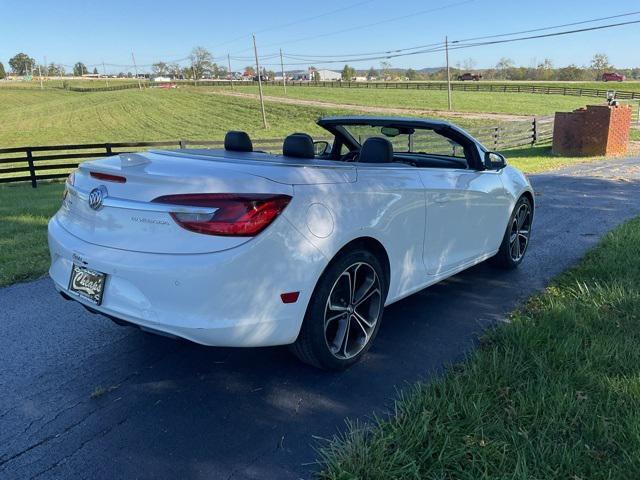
283, 164, 427, 303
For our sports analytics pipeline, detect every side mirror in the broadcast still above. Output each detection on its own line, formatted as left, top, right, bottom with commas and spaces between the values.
485, 151, 506, 170
314, 141, 330, 156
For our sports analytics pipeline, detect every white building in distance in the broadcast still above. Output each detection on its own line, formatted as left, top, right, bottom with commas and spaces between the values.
310, 68, 341, 81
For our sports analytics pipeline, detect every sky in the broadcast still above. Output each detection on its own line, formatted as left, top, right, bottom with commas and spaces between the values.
1, 0, 639, 73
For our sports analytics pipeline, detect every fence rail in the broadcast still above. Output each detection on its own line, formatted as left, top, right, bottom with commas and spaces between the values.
261, 81, 640, 100
67, 79, 640, 100
0, 117, 553, 187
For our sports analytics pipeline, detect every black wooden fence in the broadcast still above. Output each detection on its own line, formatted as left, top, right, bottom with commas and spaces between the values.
68, 79, 640, 100
0, 117, 553, 187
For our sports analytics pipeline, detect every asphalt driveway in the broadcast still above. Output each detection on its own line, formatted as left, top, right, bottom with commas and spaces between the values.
2, 157, 640, 479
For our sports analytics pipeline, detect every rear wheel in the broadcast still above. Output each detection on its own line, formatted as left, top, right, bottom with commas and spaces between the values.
492, 196, 532, 269
291, 249, 387, 370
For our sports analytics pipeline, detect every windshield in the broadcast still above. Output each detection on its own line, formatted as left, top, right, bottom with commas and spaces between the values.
342, 124, 466, 158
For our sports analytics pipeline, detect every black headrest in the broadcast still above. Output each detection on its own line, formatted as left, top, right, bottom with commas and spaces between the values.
283, 133, 314, 159
224, 131, 253, 152
359, 137, 393, 163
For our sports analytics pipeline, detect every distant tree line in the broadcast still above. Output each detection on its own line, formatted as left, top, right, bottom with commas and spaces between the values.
0, 47, 236, 81
2, 50, 639, 83
336, 53, 638, 82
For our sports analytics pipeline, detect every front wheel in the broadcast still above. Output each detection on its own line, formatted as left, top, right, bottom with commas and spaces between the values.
290, 249, 387, 370
492, 196, 533, 269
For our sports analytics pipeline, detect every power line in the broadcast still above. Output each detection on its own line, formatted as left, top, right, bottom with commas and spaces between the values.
278, 9, 640, 63
283, 41, 446, 59
229, 0, 475, 55
453, 9, 640, 43
60, 1, 377, 70
205, 0, 376, 51
260, 18, 640, 67
40, 10, 640, 73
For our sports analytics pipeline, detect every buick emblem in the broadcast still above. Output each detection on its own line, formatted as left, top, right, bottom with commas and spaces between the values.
88, 185, 107, 211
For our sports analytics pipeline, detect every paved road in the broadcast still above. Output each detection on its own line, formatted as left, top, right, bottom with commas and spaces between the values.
2, 158, 640, 480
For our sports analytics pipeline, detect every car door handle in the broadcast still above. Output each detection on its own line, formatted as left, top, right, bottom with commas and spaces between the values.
433, 194, 449, 204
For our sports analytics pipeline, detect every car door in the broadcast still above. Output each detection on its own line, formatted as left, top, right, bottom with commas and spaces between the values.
419, 168, 508, 276
410, 128, 510, 276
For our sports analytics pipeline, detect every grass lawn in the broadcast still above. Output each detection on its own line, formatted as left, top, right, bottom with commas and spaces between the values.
502, 146, 609, 174
0, 182, 64, 287
399, 80, 640, 94
0, 78, 142, 90
0, 87, 348, 147
209, 84, 613, 117
320, 216, 640, 479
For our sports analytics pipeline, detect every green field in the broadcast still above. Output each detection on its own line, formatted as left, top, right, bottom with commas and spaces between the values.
0, 87, 347, 147
0, 182, 63, 287
0, 78, 141, 90
211, 84, 633, 116
400, 80, 640, 94
1, 84, 637, 149
320, 215, 640, 479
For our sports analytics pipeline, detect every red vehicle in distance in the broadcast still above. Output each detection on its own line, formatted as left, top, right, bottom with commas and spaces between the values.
602, 72, 625, 82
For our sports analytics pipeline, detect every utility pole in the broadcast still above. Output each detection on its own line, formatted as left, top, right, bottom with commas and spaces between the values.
38, 63, 43, 89
253, 34, 268, 129
445, 36, 452, 111
280, 48, 286, 94
132, 51, 142, 90
102, 61, 109, 88
227, 53, 233, 90
43, 56, 47, 82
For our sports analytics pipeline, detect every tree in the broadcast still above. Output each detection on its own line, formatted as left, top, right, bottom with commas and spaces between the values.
244, 66, 255, 76
73, 62, 87, 76
0, 62, 6, 79
495, 57, 514, 79
557, 64, 585, 81
190, 46, 214, 80
9, 53, 36, 75
536, 58, 554, 80
210, 63, 225, 79
405, 68, 419, 81
462, 57, 477, 71
47, 63, 64, 76
341, 64, 356, 81
590, 53, 612, 79
167, 63, 181, 79
92, 67, 98, 75
152, 62, 169, 76
380, 61, 392, 80
366, 66, 377, 80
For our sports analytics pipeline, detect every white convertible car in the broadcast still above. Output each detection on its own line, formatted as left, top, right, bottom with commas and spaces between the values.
48, 116, 534, 369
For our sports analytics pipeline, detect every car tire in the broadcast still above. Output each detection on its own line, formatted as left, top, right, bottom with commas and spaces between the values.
290, 248, 388, 370
492, 196, 533, 269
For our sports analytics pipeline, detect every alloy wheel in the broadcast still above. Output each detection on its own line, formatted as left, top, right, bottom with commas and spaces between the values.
324, 262, 382, 360
509, 202, 531, 262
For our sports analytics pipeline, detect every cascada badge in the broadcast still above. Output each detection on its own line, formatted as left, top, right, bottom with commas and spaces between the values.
88, 185, 108, 211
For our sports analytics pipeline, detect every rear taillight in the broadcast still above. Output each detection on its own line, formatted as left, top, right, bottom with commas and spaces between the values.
152, 193, 292, 237
90, 172, 127, 183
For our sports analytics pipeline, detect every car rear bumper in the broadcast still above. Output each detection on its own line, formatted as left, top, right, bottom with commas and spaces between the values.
48, 215, 327, 347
